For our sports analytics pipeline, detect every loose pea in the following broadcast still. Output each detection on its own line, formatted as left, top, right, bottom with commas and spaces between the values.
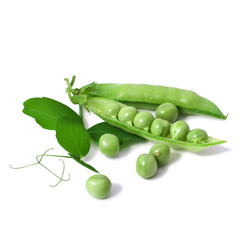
99, 134, 119, 157
136, 154, 158, 179
133, 111, 154, 132
170, 120, 190, 141
150, 118, 171, 137
118, 106, 138, 125
155, 103, 178, 123
186, 128, 208, 144
86, 174, 111, 199
149, 143, 170, 167
103, 103, 120, 119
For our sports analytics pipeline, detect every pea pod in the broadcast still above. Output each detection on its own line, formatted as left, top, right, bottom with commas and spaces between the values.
75, 82, 227, 119
69, 94, 226, 152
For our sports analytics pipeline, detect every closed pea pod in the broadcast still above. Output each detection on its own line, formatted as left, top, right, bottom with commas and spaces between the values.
186, 128, 208, 144
74, 81, 227, 119
150, 118, 171, 137
133, 111, 154, 131
155, 103, 178, 123
170, 120, 190, 141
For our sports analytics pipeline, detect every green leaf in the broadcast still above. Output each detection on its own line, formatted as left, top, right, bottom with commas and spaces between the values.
87, 122, 145, 145
23, 97, 81, 130
56, 116, 90, 157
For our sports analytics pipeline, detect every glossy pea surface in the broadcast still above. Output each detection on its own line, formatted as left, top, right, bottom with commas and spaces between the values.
170, 120, 190, 141
133, 111, 154, 131
186, 128, 208, 143
118, 106, 138, 125
136, 154, 158, 179
99, 134, 119, 156
155, 103, 178, 123
150, 118, 171, 137
103, 103, 120, 118
149, 143, 170, 167
86, 174, 111, 199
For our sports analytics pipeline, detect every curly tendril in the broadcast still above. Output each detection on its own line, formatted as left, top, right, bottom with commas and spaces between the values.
10, 148, 70, 187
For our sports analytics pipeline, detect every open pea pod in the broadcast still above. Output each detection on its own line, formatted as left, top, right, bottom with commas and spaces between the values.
80, 96, 226, 152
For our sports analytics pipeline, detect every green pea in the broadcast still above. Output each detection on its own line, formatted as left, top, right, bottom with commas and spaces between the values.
99, 134, 119, 157
133, 111, 154, 131
150, 118, 171, 137
186, 128, 208, 144
155, 103, 178, 123
86, 174, 111, 199
136, 154, 158, 179
149, 143, 170, 167
103, 103, 120, 119
170, 120, 190, 141
118, 106, 138, 125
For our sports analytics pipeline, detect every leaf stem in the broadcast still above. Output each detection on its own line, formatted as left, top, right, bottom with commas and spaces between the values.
69, 153, 99, 173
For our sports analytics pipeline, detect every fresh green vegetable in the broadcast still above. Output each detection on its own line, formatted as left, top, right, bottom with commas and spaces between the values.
136, 154, 158, 178
170, 120, 190, 141
186, 128, 208, 144
74, 81, 227, 119
155, 103, 178, 123
103, 103, 121, 119
149, 143, 170, 167
118, 106, 138, 125
150, 118, 171, 137
67, 94, 225, 152
133, 111, 154, 131
99, 134, 120, 157
86, 174, 112, 199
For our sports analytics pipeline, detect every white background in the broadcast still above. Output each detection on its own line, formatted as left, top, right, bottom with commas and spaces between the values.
1, 1, 240, 239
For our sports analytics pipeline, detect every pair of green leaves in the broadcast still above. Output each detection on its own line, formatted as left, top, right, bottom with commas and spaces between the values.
23, 97, 90, 159
23, 97, 145, 172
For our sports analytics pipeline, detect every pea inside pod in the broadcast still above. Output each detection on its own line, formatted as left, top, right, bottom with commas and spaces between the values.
155, 103, 178, 123
186, 128, 208, 144
118, 106, 138, 125
150, 118, 171, 137
133, 111, 154, 132
104, 103, 120, 119
170, 120, 190, 141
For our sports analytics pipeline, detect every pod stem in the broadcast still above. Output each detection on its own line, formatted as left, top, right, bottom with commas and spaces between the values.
64, 76, 97, 105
